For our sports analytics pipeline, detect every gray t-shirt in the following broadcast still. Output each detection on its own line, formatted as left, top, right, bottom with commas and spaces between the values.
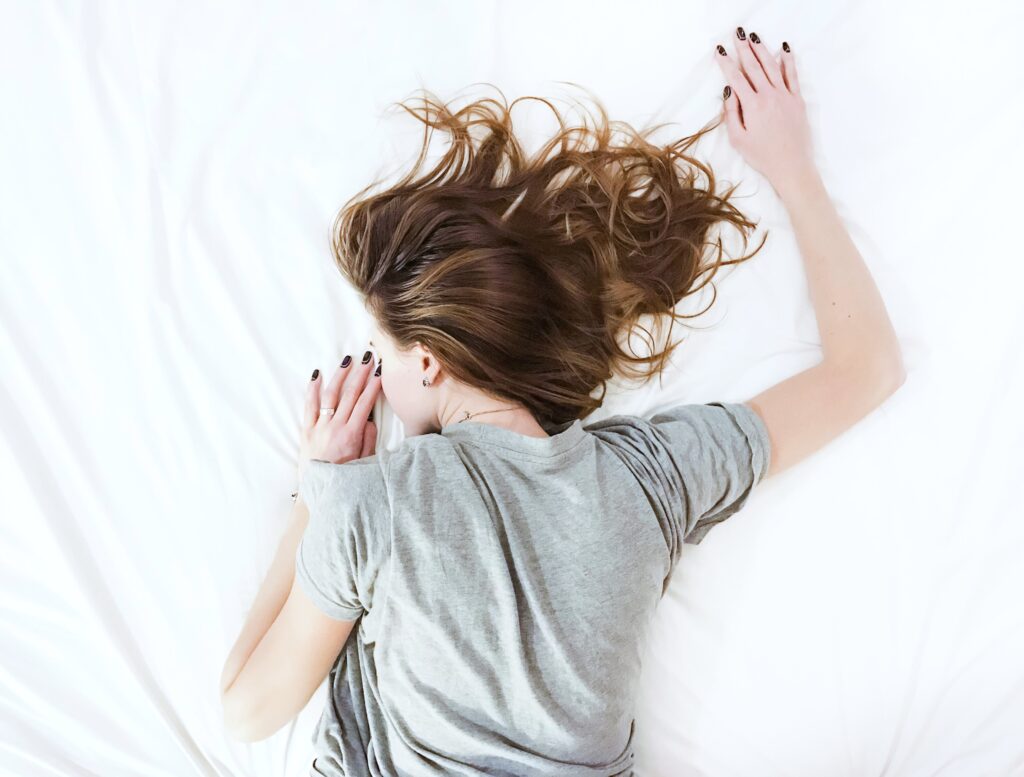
295, 401, 771, 776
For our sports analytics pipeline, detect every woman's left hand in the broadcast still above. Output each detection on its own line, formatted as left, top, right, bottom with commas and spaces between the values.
298, 350, 382, 485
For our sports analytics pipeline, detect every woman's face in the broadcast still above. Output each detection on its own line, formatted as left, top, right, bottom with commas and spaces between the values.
368, 322, 439, 436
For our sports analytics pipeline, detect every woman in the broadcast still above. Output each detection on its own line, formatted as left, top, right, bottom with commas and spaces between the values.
220, 27, 905, 776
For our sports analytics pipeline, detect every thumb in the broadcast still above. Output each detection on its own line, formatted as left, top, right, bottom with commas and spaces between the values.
722, 85, 744, 141
360, 420, 377, 458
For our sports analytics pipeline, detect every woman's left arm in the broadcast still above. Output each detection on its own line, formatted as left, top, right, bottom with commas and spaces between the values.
218, 497, 310, 700
219, 492, 359, 742
219, 353, 382, 742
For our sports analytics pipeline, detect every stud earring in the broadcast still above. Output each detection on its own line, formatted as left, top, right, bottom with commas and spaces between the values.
422, 377, 431, 387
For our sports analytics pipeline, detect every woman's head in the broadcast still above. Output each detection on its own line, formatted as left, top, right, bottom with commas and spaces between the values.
334, 85, 765, 437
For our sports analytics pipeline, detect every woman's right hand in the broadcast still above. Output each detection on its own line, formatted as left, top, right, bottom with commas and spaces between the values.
714, 29, 817, 197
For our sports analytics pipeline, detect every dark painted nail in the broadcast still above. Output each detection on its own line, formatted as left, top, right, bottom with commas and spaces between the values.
750, 31, 760, 44
782, 41, 790, 53
723, 85, 731, 100
341, 354, 352, 368
373, 362, 382, 377
736, 26, 746, 41
716, 44, 726, 55
362, 350, 372, 364
311, 369, 319, 380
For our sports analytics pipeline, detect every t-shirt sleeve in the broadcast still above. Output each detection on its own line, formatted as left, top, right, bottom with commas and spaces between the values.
591, 401, 771, 559
294, 456, 392, 621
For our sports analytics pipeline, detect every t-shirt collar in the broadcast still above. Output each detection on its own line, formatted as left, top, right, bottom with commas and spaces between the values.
440, 417, 586, 457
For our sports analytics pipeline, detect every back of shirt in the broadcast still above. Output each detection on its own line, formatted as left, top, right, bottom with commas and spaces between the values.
296, 401, 771, 776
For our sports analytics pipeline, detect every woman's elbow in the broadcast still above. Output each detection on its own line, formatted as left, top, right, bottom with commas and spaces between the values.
831, 351, 906, 408
881, 350, 908, 393
222, 690, 275, 743
866, 352, 907, 405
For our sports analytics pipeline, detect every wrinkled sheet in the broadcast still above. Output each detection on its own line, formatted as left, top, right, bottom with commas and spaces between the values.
2, 1, 1022, 775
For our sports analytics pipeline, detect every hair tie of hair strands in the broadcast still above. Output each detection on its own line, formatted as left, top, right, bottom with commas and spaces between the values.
329, 83, 767, 432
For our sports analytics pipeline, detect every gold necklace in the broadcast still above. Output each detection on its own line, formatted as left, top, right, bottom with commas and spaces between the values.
458, 406, 519, 423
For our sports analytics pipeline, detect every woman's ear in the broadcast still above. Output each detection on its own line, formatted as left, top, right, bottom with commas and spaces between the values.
414, 343, 442, 385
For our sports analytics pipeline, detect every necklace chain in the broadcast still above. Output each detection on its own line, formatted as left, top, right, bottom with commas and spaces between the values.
458, 406, 518, 423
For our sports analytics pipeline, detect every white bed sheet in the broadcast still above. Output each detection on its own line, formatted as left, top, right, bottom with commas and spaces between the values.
2, 1, 1022, 775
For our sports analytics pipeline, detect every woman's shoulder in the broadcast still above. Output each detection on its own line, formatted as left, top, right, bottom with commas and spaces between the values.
360, 429, 463, 482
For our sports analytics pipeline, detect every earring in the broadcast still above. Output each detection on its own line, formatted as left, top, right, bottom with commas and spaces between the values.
422, 377, 431, 387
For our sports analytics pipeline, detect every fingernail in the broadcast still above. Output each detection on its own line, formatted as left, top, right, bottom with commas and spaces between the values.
341, 354, 352, 368
736, 26, 746, 41
716, 44, 726, 55
311, 369, 319, 381
362, 350, 372, 364
749, 31, 760, 44
723, 85, 731, 100
782, 41, 790, 53
374, 361, 382, 377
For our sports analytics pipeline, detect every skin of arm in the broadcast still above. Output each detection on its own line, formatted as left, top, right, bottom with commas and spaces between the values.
747, 166, 906, 479
218, 500, 309, 701
716, 28, 906, 479
219, 497, 358, 742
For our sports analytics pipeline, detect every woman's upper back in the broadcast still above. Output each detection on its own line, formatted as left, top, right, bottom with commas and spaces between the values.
296, 401, 770, 776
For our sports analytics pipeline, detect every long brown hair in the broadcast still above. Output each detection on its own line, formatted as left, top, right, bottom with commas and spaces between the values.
330, 84, 766, 433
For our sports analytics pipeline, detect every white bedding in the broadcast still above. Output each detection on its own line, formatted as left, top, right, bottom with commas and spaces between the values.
2, 1, 1022, 775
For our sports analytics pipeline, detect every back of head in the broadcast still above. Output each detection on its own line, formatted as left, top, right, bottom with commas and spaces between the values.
331, 85, 765, 433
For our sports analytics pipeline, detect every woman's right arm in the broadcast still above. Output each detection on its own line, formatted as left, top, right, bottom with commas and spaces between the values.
752, 165, 906, 479
715, 29, 905, 479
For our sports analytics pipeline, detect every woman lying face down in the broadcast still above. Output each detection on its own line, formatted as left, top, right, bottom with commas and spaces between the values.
222, 29, 905, 773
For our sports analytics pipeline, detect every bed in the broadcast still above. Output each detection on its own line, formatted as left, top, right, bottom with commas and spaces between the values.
2, 1, 1022, 775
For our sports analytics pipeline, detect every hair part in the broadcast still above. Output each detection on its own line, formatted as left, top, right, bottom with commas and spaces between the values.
330, 84, 766, 432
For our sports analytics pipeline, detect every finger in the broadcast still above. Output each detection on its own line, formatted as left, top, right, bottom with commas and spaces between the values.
714, 44, 756, 105
722, 85, 746, 134
334, 348, 375, 423
780, 40, 801, 96
359, 421, 377, 459
747, 31, 783, 89
319, 353, 353, 421
304, 369, 321, 427
348, 356, 382, 430
733, 27, 769, 92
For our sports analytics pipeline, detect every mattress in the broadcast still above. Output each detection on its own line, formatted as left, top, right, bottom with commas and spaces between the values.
2, 1, 1022, 775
